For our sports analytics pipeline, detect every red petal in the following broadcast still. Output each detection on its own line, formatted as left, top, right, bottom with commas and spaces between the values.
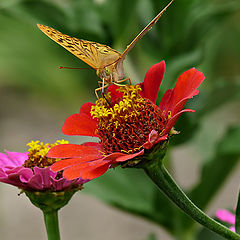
107, 84, 123, 103
62, 113, 98, 137
47, 144, 102, 159
172, 90, 199, 116
162, 109, 195, 135
81, 163, 110, 179
50, 158, 86, 172
115, 150, 144, 162
80, 102, 95, 116
159, 68, 205, 116
155, 135, 168, 143
139, 61, 165, 104
81, 142, 103, 150
63, 160, 110, 180
103, 152, 126, 161
159, 89, 173, 115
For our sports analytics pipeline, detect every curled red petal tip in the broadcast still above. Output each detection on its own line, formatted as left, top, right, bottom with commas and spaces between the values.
159, 68, 205, 116
140, 61, 166, 103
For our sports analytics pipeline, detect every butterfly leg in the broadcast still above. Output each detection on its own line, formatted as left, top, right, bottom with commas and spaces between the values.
95, 83, 109, 99
95, 80, 105, 99
115, 77, 131, 85
121, 77, 132, 85
126, 77, 132, 85
95, 87, 102, 99
113, 78, 132, 95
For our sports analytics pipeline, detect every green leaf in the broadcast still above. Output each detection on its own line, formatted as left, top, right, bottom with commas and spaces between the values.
189, 125, 240, 210
84, 167, 176, 231
197, 226, 226, 240
84, 168, 154, 213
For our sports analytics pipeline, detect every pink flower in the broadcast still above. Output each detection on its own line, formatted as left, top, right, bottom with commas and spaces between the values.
0, 141, 87, 191
48, 61, 205, 180
216, 209, 235, 232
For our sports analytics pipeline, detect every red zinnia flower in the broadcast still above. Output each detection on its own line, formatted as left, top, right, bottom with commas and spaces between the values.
48, 61, 205, 180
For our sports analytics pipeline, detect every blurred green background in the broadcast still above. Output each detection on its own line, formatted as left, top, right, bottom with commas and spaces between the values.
0, 0, 239, 239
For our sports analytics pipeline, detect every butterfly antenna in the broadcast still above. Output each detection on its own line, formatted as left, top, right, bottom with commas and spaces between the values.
59, 66, 92, 70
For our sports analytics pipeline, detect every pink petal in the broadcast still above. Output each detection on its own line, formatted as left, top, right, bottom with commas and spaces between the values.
33, 167, 57, 189
0, 151, 28, 170
8, 171, 23, 182
140, 61, 165, 104
143, 130, 168, 149
216, 209, 235, 225
148, 130, 159, 144
51, 178, 67, 191
27, 174, 44, 190
0, 177, 25, 189
18, 168, 34, 182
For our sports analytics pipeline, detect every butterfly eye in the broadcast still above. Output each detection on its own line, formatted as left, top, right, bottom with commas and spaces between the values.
96, 69, 100, 76
105, 68, 111, 75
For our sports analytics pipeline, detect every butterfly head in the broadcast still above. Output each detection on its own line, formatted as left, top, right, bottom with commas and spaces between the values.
96, 67, 114, 84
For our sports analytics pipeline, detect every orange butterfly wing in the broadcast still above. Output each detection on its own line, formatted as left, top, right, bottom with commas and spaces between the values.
37, 24, 121, 70
119, 0, 174, 61
37, 0, 174, 83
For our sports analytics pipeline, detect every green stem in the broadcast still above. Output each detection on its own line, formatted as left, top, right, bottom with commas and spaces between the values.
143, 161, 240, 240
235, 190, 240, 234
43, 210, 61, 240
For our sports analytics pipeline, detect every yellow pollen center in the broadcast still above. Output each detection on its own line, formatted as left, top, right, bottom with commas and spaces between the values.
91, 85, 143, 129
23, 139, 69, 168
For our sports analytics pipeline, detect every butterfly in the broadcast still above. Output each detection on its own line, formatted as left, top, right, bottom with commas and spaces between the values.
37, 0, 173, 97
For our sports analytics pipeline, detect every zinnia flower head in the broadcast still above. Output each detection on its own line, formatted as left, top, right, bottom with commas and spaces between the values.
91, 84, 168, 154
216, 209, 235, 232
48, 61, 205, 180
0, 140, 87, 191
